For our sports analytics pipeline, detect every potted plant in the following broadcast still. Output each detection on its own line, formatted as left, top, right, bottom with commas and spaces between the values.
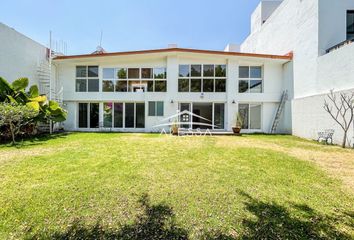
232, 113, 243, 134
171, 119, 179, 135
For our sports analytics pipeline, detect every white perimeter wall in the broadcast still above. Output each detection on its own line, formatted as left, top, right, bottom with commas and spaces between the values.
242, 0, 354, 145
0, 22, 47, 87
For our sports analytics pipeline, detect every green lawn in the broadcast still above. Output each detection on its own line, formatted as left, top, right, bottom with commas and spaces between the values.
0, 133, 353, 239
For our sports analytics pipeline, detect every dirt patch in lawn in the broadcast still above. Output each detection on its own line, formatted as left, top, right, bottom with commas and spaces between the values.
215, 136, 354, 191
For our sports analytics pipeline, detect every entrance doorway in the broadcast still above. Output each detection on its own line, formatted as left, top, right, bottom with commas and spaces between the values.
192, 103, 212, 129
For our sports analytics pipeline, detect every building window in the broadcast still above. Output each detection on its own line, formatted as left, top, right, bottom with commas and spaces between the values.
238, 66, 263, 93
238, 103, 261, 130
76, 66, 99, 92
148, 101, 164, 116
78, 102, 99, 128
347, 10, 354, 40
178, 64, 226, 93
102, 67, 166, 92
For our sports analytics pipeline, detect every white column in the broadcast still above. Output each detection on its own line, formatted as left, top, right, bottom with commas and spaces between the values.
226, 58, 238, 131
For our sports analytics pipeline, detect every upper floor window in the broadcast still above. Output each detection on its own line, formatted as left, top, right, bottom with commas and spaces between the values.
347, 10, 354, 40
178, 64, 226, 93
102, 67, 167, 92
76, 66, 99, 92
238, 66, 263, 93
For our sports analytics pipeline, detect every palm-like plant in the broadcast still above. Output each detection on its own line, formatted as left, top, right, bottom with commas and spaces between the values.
0, 77, 67, 123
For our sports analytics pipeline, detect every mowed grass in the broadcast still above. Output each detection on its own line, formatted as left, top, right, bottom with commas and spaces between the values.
0, 133, 353, 239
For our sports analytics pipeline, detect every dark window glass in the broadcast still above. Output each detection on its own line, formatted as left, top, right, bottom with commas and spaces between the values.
190, 79, 201, 92
117, 68, 127, 79
191, 65, 202, 77
180, 103, 191, 129
142, 68, 153, 79
239, 66, 249, 78
147, 81, 154, 92
114, 103, 123, 128
76, 66, 87, 77
347, 11, 354, 40
154, 68, 166, 79
102, 80, 114, 92
90, 103, 99, 128
250, 80, 262, 93
128, 68, 140, 79
203, 79, 214, 92
135, 103, 145, 128
239, 104, 249, 129
155, 81, 167, 92
250, 67, 262, 78
103, 68, 115, 79
179, 65, 189, 77
215, 79, 226, 92
178, 79, 189, 92
78, 103, 88, 128
239, 80, 249, 93
125, 103, 135, 128
148, 102, 156, 116
156, 102, 164, 116
116, 80, 127, 92
103, 102, 113, 127
88, 79, 99, 92
215, 65, 226, 77
214, 103, 225, 129
203, 65, 214, 77
88, 66, 98, 77
76, 79, 87, 92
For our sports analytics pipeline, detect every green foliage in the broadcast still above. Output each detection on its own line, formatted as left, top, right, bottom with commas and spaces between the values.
235, 112, 243, 128
0, 77, 67, 123
0, 102, 38, 144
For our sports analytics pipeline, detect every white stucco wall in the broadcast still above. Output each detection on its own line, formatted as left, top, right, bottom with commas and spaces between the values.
54, 52, 290, 133
0, 22, 48, 87
242, 0, 354, 145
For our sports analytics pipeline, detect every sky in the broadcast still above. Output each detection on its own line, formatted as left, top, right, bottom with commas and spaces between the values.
0, 0, 260, 55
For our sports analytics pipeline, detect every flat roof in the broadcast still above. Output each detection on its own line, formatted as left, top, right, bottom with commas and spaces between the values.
53, 48, 293, 61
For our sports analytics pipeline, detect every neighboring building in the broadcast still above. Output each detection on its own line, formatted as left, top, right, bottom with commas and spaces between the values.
241, 0, 354, 145
0, 22, 49, 91
52, 48, 292, 133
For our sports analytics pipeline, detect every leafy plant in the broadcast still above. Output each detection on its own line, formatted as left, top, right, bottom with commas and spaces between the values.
0, 103, 38, 144
235, 112, 243, 128
0, 77, 67, 123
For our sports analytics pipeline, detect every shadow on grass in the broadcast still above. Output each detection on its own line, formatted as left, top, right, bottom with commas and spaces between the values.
238, 191, 352, 240
33, 194, 188, 240
0, 132, 69, 148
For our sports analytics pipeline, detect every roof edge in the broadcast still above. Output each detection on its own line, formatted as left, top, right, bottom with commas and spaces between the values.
53, 48, 293, 61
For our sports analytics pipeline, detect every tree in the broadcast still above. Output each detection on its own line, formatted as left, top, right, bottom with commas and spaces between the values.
0, 77, 67, 123
323, 90, 354, 148
0, 103, 38, 144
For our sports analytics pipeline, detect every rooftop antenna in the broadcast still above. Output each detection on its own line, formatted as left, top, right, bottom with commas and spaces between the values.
99, 30, 103, 47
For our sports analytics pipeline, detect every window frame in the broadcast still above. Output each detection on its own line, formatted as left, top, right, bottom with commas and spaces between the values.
178, 64, 227, 93
76, 66, 99, 92
347, 10, 354, 40
238, 66, 263, 93
77, 102, 100, 129
102, 67, 167, 92
148, 101, 164, 117
238, 103, 262, 130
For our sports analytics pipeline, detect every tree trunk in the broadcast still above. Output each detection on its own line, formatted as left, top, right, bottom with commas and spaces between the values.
342, 131, 347, 148
9, 122, 16, 145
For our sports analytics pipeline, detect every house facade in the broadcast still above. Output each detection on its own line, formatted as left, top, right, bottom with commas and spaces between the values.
52, 49, 292, 133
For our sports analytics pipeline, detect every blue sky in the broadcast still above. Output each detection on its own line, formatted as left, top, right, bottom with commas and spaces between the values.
1, 0, 260, 55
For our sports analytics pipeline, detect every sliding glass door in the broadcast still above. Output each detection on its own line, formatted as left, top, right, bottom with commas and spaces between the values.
78, 103, 99, 128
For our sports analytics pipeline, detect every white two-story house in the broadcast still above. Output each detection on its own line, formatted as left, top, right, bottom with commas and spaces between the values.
52, 48, 292, 133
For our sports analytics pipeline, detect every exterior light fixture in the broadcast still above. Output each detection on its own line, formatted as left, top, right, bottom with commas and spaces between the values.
170, 100, 174, 103
232, 100, 236, 104
200, 93, 204, 99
